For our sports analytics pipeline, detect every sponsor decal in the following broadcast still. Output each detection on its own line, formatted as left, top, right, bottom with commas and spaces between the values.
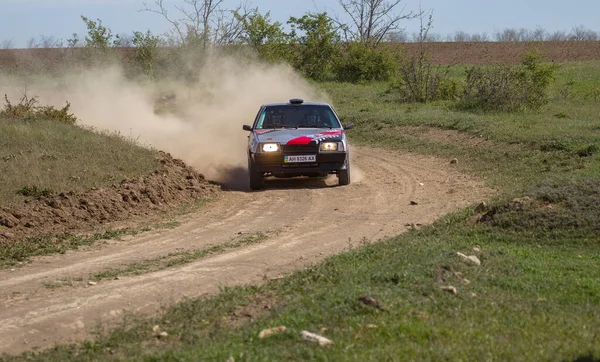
286, 130, 343, 145
254, 129, 278, 135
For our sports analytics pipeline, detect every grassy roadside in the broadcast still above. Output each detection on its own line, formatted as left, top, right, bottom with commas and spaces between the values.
0, 117, 160, 206
5, 61, 600, 361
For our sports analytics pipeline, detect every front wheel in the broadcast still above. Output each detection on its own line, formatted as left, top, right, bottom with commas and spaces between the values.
248, 156, 263, 191
338, 159, 351, 186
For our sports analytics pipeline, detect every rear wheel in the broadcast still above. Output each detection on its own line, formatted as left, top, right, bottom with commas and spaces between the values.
338, 159, 351, 186
248, 156, 263, 191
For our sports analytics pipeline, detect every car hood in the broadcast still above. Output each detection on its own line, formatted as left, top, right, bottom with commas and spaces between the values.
254, 128, 344, 145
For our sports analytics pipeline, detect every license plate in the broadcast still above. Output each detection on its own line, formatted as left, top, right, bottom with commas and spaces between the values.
284, 155, 316, 163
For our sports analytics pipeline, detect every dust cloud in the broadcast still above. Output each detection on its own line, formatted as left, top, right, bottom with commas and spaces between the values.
0, 54, 328, 184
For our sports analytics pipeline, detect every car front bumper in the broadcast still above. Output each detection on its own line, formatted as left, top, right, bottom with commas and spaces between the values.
252, 152, 348, 174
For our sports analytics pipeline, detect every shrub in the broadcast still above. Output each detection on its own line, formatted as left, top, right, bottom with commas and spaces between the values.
390, 61, 458, 103
334, 42, 397, 83
457, 51, 555, 112
1, 94, 78, 124
388, 13, 458, 103
16, 185, 54, 198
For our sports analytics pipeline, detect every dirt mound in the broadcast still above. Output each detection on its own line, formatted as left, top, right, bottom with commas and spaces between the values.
0, 152, 220, 242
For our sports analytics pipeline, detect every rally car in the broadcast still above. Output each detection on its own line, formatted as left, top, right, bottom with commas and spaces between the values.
243, 98, 353, 190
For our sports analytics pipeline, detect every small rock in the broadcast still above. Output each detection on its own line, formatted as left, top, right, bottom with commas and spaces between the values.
300, 331, 333, 346
87, 281, 97, 286
226, 357, 235, 362
152, 325, 160, 333
409, 201, 419, 206
419, 182, 424, 186
474, 201, 488, 213
450, 158, 458, 164
473, 246, 481, 252
10, 269, 16, 272
258, 326, 287, 339
157, 331, 168, 338
358, 295, 383, 310
457, 252, 481, 266
441, 286, 457, 295
470, 292, 477, 298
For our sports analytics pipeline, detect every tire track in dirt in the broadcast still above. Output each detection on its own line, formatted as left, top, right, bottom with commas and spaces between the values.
0, 147, 494, 355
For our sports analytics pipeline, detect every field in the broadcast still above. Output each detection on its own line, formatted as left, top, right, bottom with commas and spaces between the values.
1, 41, 600, 73
0, 41, 599, 361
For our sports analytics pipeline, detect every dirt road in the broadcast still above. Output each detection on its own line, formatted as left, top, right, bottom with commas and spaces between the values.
0, 147, 492, 355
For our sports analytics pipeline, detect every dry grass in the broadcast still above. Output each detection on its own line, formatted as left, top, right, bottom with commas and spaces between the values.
0, 115, 159, 206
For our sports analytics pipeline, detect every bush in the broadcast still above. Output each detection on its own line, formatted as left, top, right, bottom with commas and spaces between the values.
334, 42, 397, 83
457, 51, 555, 112
390, 60, 458, 103
1, 94, 78, 124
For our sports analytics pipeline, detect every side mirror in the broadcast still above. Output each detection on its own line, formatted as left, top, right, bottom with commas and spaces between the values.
243, 125, 253, 131
343, 123, 354, 130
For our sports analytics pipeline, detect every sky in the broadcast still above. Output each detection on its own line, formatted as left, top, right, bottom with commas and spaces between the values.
1, 0, 599, 48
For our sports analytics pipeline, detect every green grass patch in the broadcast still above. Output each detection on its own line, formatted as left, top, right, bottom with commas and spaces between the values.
0, 229, 149, 268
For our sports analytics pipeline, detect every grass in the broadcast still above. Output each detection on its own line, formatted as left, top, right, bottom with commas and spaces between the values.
0, 199, 216, 269
37, 232, 271, 289
0, 115, 159, 206
0, 228, 149, 269
4, 60, 600, 361
323, 62, 600, 194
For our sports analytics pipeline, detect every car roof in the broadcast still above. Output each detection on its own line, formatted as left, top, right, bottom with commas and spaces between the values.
261, 101, 332, 107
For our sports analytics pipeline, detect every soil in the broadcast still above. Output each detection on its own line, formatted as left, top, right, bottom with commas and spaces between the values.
398, 41, 600, 65
2, 41, 599, 72
0, 152, 220, 242
0, 146, 494, 355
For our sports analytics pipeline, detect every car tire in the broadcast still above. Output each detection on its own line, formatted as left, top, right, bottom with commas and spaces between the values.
338, 159, 351, 186
248, 156, 263, 191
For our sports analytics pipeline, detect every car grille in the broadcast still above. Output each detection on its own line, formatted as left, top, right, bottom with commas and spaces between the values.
282, 144, 319, 155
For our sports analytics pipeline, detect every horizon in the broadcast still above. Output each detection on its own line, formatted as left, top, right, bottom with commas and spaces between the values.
2, 0, 600, 48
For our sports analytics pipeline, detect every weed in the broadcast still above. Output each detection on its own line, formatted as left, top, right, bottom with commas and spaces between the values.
0, 229, 142, 268
16, 185, 54, 198
1, 94, 78, 124
576, 144, 599, 158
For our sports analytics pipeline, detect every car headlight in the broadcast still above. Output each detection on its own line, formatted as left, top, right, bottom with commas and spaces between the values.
320, 142, 343, 152
262, 143, 280, 152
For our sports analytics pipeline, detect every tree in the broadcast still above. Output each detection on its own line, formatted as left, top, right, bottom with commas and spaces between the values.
236, 10, 289, 61
1, 39, 14, 49
141, 0, 251, 48
80, 16, 121, 49
288, 12, 340, 80
133, 30, 163, 79
335, 0, 419, 45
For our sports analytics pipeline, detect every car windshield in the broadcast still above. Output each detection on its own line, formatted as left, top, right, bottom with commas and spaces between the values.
255, 105, 342, 129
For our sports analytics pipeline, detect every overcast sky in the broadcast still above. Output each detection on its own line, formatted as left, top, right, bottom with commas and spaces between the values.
2, 0, 599, 47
